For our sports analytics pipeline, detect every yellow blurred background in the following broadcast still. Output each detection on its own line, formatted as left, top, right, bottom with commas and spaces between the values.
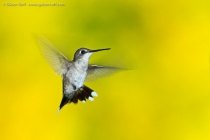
0, 0, 210, 139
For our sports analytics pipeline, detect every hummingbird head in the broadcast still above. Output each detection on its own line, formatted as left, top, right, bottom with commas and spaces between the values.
73, 48, 111, 61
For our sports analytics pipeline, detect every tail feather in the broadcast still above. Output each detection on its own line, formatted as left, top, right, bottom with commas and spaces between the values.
57, 85, 98, 113
58, 96, 70, 113
81, 89, 90, 99
72, 85, 97, 103
83, 86, 94, 96
72, 96, 78, 104
77, 93, 86, 102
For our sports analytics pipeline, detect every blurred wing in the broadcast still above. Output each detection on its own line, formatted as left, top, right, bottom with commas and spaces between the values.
38, 36, 69, 76
86, 65, 123, 81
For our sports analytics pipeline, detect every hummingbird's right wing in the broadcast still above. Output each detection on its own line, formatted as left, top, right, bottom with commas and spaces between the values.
86, 65, 123, 81
38, 36, 70, 76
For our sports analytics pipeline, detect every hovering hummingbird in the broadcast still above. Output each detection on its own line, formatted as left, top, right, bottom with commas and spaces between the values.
38, 36, 121, 113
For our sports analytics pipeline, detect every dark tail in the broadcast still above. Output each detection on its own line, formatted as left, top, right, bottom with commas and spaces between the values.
57, 85, 98, 114
72, 85, 98, 103
57, 96, 70, 114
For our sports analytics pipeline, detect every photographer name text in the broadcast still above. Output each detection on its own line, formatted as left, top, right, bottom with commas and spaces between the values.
3, 2, 65, 7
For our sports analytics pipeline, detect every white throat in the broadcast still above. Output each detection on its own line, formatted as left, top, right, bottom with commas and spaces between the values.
75, 53, 93, 71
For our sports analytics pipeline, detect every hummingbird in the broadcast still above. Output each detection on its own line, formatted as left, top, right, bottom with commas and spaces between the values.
38, 36, 121, 113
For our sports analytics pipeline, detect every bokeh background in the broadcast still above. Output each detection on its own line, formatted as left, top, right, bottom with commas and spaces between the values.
0, 0, 210, 140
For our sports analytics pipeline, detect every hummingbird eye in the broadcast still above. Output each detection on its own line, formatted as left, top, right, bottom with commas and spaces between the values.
81, 50, 86, 54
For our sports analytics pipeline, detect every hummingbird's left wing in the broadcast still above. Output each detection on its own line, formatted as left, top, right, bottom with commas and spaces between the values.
38, 36, 70, 76
86, 65, 123, 81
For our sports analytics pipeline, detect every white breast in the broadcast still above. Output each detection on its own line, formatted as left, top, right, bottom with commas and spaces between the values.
71, 71, 86, 88
69, 67, 87, 89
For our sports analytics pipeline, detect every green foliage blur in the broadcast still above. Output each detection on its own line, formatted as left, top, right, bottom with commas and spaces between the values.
0, 0, 209, 140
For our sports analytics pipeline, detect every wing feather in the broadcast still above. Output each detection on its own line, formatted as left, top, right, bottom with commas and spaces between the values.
37, 36, 69, 75
86, 65, 123, 81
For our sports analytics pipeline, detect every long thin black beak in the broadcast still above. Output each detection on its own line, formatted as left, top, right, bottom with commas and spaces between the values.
89, 48, 111, 53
